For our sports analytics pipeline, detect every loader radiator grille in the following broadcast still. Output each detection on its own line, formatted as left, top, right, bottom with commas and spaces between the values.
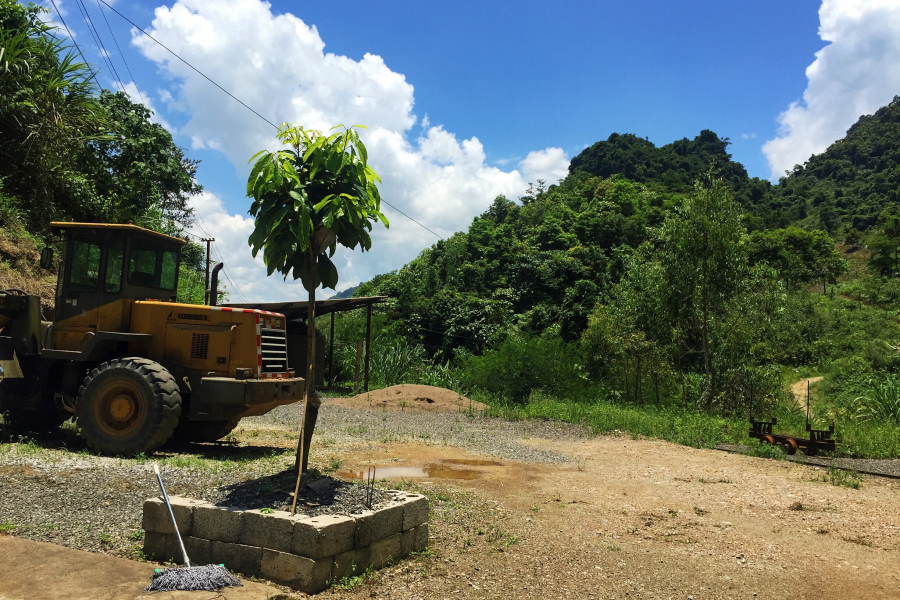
190, 333, 210, 359
260, 328, 287, 373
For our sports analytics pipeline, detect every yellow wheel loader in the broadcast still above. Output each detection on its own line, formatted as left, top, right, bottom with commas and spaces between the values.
0, 222, 305, 455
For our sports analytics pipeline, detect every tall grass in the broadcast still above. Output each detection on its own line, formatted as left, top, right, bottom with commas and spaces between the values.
489, 391, 751, 448
854, 375, 900, 425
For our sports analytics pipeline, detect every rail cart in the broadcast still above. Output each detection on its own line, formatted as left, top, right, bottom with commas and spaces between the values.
748, 380, 836, 456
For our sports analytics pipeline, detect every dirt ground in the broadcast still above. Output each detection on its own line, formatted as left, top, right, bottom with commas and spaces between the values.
4, 388, 900, 599
329, 384, 487, 413
325, 437, 900, 600
0, 536, 284, 600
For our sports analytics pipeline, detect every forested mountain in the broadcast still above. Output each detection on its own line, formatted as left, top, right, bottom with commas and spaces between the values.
354, 95, 900, 409
772, 96, 900, 235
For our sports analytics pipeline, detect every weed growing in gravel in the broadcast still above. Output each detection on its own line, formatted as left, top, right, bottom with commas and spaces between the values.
0, 520, 15, 533
531, 505, 539, 512
325, 457, 343, 473
260, 477, 276, 495
607, 545, 621, 551
826, 466, 861, 489
747, 443, 787, 460
331, 566, 375, 591
128, 529, 144, 541
99, 529, 113, 544
347, 425, 368, 435
260, 507, 274, 514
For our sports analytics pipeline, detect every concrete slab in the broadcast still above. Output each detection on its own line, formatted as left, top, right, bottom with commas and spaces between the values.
0, 535, 284, 600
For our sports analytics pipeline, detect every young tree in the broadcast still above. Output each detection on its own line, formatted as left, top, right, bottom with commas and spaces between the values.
658, 176, 748, 402
246, 123, 387, 503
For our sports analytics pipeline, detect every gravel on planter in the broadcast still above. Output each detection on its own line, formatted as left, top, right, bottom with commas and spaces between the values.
217, 469, 393, 515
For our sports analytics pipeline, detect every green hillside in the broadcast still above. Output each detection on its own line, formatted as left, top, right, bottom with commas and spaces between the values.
344, 96, 900, 457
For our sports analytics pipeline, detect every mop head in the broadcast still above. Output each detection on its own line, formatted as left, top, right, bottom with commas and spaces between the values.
144, 564, 242, 592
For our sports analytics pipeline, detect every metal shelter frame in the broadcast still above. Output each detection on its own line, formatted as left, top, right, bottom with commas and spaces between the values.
225, 296, 387, 392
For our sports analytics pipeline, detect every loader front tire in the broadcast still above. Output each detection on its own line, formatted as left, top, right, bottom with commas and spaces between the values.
76, 358, 181, 456
172, 417, 240, 443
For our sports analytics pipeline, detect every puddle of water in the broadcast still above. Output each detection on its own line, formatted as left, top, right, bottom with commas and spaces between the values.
441, 459, 502, 467
338, 464, 481, 480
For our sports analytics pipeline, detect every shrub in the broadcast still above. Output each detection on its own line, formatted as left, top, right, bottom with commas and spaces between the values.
461, 333, 592, 403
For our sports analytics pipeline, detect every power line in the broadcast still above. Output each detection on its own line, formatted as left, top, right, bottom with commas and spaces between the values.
72, 0, 126, 95
94, 0, 146, 106
97, 0, 277, 129
47, 0, 102, 89
381, 200, 443, 240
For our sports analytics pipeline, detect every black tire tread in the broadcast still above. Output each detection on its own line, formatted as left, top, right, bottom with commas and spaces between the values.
76, 357, 181, 456
173, 417, 241, 443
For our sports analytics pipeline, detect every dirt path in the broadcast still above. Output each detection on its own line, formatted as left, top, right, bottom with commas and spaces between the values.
791, 376, 823, 412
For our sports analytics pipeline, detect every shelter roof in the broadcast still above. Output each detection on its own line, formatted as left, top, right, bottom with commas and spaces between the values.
224, 296, 387, 319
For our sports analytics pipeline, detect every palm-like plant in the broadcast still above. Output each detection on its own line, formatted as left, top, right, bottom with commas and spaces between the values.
855, 375, 900, 425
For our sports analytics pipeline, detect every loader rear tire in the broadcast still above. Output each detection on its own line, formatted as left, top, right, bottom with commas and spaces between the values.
172, 417, 240, 443
76, 358, 181, 456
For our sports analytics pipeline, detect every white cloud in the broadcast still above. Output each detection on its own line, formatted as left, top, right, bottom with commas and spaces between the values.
520, 147, 570, 184
132, 0, 568, 301
741, 133, 757, 140
762, 0, 900, 179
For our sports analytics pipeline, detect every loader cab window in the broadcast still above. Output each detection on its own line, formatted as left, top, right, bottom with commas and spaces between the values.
128, 238, 179, 290
104, 237, 125, 293
69, 237, 102, 292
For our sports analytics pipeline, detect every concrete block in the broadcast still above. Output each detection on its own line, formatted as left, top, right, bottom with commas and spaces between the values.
240, 509, 293, 552
400, 528, 415, 558
193, 505, 243, 543
141, 496, 201, 535
353, 510, 375, 548
165, 534, 188, 564
401, 494, 429, 531
370, 501, 403, 540
413, 523, 429, 552
143, 531, 169, 561
182, 536, 212, 566
370, 533, 401, 569
260, 549, 332, 594
210, 541, 262, 577
292, 514, 355, 559
332, 545, 372, 580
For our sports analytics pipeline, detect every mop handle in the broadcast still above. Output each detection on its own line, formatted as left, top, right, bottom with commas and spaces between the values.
153, 464, 191, 569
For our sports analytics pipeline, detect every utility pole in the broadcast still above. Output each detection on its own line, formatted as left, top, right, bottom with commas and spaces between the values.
201, 238, 215, 304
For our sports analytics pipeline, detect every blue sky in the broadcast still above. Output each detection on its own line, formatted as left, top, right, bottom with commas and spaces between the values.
47, 0, 900, 302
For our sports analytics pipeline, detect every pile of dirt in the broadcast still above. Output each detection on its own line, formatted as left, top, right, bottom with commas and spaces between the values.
0, 230, 56, 312
329, 384, 488, 413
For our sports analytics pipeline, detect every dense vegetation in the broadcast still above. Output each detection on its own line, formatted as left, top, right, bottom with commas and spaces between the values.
336, 97, 900, 458
0, 0, 206, 302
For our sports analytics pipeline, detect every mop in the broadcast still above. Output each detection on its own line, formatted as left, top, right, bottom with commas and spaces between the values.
143, 464, 243, 593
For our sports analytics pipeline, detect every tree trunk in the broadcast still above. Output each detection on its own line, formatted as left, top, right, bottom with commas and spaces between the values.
294, 247, 318, 471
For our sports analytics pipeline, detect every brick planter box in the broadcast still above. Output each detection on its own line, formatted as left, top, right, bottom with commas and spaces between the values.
142, 491, 429, 594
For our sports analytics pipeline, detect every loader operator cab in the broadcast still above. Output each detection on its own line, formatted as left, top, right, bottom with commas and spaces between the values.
1, 221, 305, 457
49, 222, 184, 323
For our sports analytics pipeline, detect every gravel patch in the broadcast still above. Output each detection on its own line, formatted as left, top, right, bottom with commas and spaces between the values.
0, 401, 587, 558
253, 401, 589, 464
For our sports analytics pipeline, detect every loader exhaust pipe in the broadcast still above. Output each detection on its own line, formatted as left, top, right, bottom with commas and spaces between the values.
209, 262, 224, 306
